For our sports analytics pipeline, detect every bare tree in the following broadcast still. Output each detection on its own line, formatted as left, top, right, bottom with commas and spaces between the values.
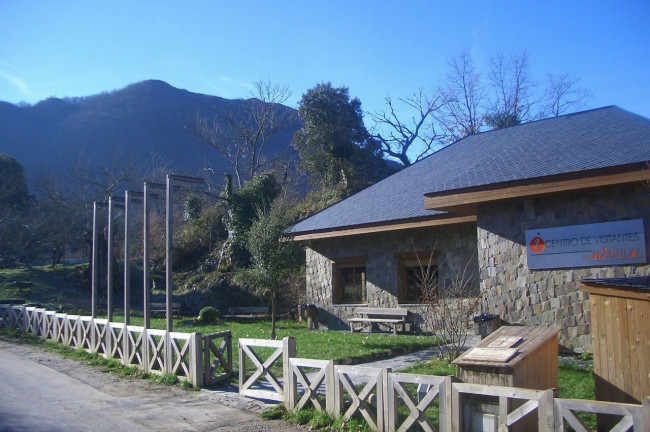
543, 73, 591, 117
193, 80, 299, 189
415, 247, 480, 362
370, 89, 447, 166
486, 51, 538, 128
441, 50, 487, 141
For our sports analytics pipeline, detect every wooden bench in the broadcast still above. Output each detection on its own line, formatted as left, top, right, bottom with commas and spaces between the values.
348, 307, 409, 334
150, 302, 181, 317
223, 306, 268, 322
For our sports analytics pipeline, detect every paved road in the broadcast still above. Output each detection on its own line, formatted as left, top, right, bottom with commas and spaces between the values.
0, 339, 302, 432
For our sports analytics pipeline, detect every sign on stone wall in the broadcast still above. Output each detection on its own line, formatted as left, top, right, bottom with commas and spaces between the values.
526, 219, 647, 270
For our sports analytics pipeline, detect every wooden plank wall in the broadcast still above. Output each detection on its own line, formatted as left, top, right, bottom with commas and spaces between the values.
591, 292, 650, 403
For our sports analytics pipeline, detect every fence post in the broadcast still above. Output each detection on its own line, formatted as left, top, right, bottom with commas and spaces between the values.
190, 333, 203, 388
122, 325, 129, 366
164, 331, 173, 375
643, 397, 650, 431
438, 376, 452, 432
283, 337, 296, 406
238, 339, 245, 394
326, 360, 336, 417
142, 328, 150, 373
22, 305, 27, 332
105, 321, 112, 358
538, 389, 555, 432
203, 334, 210, 385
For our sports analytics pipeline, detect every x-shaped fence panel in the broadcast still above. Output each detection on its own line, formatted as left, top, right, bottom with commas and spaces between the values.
387, 373, 450, 432
64, 315, 81, 347
168, 331, 193, 377
238, 338, 295, 403
335, 365, 387, 432
25, 307, 41, 335
124, 325, 146, 367
203, 331, 233, 385
43, 311, 56, 340
554, 398, 646, 432
78, 317, 93, 351
452, 382, 555, 432
147, 329, 167, 372
0, 305, 9, 328
54, 313, 68, 343
287, 358, 333, 413
93, 319, 109, 354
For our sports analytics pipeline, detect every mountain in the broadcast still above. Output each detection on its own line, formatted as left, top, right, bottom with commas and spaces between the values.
0, 80, 300, 187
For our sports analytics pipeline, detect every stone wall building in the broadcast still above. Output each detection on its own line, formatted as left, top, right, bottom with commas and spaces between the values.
291, 106, 650, 351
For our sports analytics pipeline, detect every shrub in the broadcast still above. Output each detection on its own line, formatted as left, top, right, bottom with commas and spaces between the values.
197, 306, 220, 324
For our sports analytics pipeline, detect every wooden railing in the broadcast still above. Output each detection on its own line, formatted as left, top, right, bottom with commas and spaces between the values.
238, 337, 295, 402
3, 305, 647, 431
0, 304, 212, 387
238, 335, 649, 432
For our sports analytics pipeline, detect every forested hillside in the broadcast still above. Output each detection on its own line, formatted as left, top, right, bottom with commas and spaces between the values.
0, 80, 298, 185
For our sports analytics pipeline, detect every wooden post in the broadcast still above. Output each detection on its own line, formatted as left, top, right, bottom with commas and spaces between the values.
143, 183, 151, 330
283, 337, 296, 406
537, 389, 554, 432
107, 196, 114, 322
165, 175, 173, 333
451, 380, 460, 432
91, 201, 100, 318
238, 339, 245, 394
440, 376, 453, 432
377, 368, 388, 432
123, 190, 131, 326
326, 360, 336, 417
190, 333, 203, 388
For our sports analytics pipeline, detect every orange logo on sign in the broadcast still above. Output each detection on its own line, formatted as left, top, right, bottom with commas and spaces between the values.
530, 236, 545, 254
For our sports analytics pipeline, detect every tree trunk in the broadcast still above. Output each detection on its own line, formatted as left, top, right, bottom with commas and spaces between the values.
270, 291, 277, 340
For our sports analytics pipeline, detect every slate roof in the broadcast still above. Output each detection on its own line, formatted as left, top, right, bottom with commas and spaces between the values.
291, 106, 650, 235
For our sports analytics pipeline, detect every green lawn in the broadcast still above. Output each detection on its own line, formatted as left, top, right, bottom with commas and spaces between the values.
111, 315, 436, 367
0, 264, 90, 311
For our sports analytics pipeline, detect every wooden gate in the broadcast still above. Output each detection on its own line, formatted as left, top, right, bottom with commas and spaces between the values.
203, 331, 233, 385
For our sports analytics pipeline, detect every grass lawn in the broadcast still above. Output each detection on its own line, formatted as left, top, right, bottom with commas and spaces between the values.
110, 315, 436, 369
0, 264, 90, 311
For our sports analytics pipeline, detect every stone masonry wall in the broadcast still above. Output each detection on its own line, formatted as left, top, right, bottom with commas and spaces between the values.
305, 224, 477, 330
478, 184, 650, 351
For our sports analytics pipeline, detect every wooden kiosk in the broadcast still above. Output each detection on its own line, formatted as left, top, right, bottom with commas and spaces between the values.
580, 277, 650, 404
453, 325, 559, 431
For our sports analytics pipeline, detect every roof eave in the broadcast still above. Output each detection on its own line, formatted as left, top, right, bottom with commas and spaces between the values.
424, 162, 650, 214
292, 214, 477, 242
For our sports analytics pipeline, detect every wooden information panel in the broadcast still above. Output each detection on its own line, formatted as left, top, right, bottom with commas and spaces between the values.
487, 336, 522, 348
462, 347, 518, 363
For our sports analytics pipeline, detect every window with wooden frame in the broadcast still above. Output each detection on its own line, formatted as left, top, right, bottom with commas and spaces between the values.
397, 251, 438, 304
332, 258, 367, 304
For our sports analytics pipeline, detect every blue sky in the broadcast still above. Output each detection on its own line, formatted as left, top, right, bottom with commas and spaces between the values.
1, 1, 649, 120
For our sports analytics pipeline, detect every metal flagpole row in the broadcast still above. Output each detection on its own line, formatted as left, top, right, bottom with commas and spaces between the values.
90, 174, 205, 333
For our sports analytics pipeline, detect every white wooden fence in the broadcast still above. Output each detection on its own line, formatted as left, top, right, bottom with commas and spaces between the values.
0, 304, 234, 388
240, 337, 650, 432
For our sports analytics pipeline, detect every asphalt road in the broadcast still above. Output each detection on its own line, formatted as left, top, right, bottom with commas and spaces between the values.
0, 338, 303, 432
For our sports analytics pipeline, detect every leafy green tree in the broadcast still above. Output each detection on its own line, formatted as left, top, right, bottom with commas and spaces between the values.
292, 82, 392, 193
234, 199, 301, 339
219, 172, 282, 269
0, 154, 29, 208
0, 155, 36, 266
